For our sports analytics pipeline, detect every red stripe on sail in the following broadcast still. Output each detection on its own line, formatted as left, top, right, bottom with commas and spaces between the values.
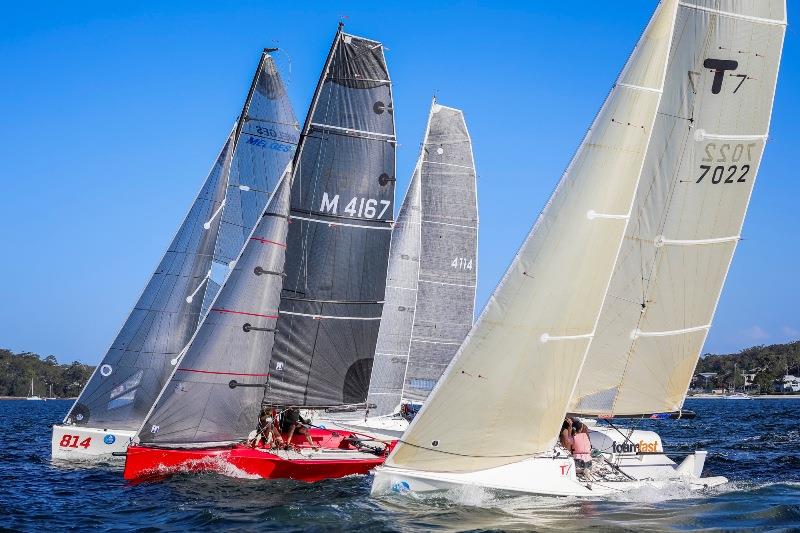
250, 237, 287, 247
210, 308, 278, 319
177, 368, 270, 377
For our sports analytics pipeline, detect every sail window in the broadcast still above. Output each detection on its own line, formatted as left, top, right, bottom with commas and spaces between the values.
107, 370, 144, 410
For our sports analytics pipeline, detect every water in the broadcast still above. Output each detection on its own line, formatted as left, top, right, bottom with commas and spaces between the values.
1, 399, 799, 531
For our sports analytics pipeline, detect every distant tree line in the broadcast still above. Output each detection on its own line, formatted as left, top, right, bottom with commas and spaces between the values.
0, 348, 94, 398
695, 340, 800, 393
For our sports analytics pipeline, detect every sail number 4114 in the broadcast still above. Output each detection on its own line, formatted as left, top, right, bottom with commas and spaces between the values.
320, 193, 390, 219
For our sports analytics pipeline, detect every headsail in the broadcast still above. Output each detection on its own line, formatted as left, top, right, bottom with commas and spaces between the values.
66, 51, 298, 431
366, 102, 478, 417
265, 29, 397, 408
140, 169, 292, 444
386, 0, 678, 473
569, 0, 786, 416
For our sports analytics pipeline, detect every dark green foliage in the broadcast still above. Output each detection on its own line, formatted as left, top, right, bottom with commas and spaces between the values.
0, 348, 94, 398
695, 340, 800, 393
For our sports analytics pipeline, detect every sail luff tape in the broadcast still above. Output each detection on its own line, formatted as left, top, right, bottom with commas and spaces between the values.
540, 332, 595, 343
617, 83, 662, 94
630, 324, 711, 339
677, 2, 786, 26
185, 270, 212, 303
693, 129, 768, 142
586, 210, 630, 221
203, 200, 226, 230
654, 235, 740, 247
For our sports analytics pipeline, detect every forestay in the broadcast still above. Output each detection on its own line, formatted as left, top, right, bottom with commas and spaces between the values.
570, 0, 786, 416
140, 169, 292, 445
65, 51, 297, 431
266, 30, 396, 408
387, 0, 678, 473
366, 102, 478, 417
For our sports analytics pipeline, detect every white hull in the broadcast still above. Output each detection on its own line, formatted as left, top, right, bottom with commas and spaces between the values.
372, 427, 727, 498
51, 425, 135, 460
311, 411, 408, 440
26, 396, 43, 401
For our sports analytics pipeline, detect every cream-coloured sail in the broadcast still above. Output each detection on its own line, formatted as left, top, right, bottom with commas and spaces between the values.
387, 0, 678, 473
570, 0, 786, 416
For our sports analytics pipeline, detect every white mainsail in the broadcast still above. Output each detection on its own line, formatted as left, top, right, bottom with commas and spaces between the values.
365, 101, 478, 417
386, 1, 678, 473
569, 0, 786, 416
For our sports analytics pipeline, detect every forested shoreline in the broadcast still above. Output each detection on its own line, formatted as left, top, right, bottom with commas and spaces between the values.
0, 348, 94, 398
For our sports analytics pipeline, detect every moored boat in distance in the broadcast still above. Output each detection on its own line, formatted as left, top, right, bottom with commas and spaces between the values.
124, 25, 399, 482
26, 379, 43, 401
52, 48, 299, 461
373, 0, 785, 498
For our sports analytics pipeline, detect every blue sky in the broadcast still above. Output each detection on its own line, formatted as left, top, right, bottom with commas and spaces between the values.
0, 1, 797, 365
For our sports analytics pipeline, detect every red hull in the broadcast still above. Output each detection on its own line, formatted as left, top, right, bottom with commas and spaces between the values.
123, 428, 394, 482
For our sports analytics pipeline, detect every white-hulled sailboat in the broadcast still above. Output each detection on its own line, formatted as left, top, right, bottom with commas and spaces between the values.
26, 379, 43, 401
373, 0, 785, 497
123, 26, 400, 482
52, 49, 299, 460
315, 99, 478, 438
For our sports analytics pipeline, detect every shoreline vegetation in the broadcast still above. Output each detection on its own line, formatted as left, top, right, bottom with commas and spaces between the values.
0, 348, 94, 398
2, 339, 798, 400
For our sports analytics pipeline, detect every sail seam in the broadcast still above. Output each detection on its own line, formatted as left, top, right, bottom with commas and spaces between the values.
422, 220, 477, 229
677, 2, 786, 26
411, 339, 463, 346
211, 308, 279, 319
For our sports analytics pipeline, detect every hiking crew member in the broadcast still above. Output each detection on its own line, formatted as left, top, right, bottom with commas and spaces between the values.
281, 407, 319, 450
572, 420, 592, 471
252, 406, 284, 449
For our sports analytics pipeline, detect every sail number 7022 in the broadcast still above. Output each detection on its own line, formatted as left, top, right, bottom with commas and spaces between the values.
696, 142, 756, 184
320, 193, 390, 219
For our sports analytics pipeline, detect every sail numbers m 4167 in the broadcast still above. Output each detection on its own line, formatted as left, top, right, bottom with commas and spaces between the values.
319, 192, 391, 219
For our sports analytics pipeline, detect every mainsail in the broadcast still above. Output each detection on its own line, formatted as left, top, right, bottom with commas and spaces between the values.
65, 51, 298, 431
366, 102, 478, 417
136, 28, 396, 444
569, 0, 786, 416
386, 0, 678, 473
265, 29, 396, 407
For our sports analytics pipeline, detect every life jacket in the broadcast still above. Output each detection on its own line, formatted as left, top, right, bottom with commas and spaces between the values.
573, 432, 592, 461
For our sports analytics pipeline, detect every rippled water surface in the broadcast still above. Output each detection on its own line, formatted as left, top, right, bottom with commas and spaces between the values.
1, 399, 799, 531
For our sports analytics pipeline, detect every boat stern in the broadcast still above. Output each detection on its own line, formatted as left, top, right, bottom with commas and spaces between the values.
51, 425, 134, 460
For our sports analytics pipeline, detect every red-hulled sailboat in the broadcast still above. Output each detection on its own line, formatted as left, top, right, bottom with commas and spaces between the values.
123, 25, 398, 482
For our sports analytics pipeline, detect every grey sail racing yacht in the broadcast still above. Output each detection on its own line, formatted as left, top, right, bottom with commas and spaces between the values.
316, 99, 479, 438
52, 49, 299, 460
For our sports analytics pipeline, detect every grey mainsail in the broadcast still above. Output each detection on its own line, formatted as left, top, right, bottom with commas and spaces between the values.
65, 51, 298, 431
266, 29, 396, 407
140, 169, 292, 444
365, 102, 478, 417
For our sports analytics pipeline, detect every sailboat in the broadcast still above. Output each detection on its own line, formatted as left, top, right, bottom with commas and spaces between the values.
722, 364, 752, 399
52, 49, 299, 460
316, 100, 478, 438
373, 0, 784, 497
123, 25, 399, 482
26, 379, 43, 401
